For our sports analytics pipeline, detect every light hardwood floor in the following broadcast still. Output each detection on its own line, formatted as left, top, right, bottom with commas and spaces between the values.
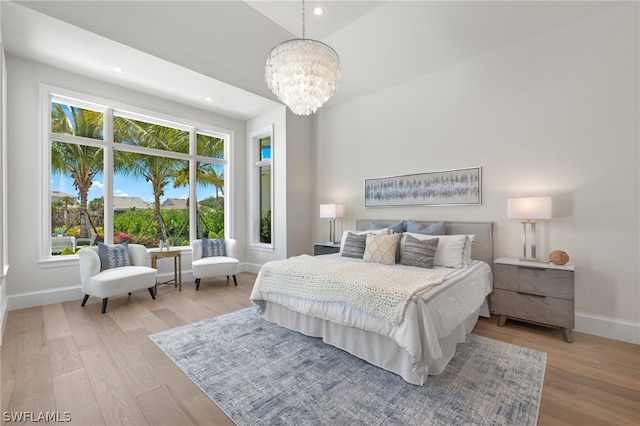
1, 272, 638, 425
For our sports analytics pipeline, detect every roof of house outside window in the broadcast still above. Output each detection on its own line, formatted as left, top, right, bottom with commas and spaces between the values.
113, 196, 151, 211
162, 198, 188, 210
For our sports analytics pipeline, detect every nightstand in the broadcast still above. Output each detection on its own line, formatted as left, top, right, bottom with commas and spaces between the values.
313, 242, 340, 255
492, 257, 575, 342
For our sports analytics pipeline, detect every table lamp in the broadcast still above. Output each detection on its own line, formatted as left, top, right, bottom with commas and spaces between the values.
319, 204, 344, 244
507, 196, 552, 261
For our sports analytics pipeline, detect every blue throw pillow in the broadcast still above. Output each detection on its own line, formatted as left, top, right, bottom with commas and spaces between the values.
407, 220, 446, 235
370, 220, 404, 234
202, 237, 226, 257
98, 242, 132, 271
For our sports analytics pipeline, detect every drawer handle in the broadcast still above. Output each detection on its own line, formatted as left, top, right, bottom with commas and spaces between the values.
517, 291, 546, 298
517, 265, 546, 271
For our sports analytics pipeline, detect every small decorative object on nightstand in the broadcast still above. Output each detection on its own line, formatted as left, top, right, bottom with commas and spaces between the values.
492, 257, 575, 342
313, 242, 340, 256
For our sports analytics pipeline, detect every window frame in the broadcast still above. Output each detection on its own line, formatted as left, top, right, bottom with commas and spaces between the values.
39, 85, 233, 266
248, 126, 274, 252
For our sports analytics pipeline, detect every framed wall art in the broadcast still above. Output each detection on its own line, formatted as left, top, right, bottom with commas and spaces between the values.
364, 166, 481, 207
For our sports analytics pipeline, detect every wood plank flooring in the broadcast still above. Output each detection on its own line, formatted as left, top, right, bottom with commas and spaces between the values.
1, 272, 638, 425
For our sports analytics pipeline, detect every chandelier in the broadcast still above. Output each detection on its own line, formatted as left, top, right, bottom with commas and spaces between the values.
264, 0, 341, 116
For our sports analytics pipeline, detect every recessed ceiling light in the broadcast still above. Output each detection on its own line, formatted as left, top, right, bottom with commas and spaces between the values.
113, 67, 124, 73
314, 7, 324, 16
205, 97, 213, 102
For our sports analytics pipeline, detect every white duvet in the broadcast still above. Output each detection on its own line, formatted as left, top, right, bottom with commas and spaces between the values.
253, 254, 445, 325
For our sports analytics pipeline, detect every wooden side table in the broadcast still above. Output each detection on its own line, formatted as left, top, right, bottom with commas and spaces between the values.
150, 249, 182, 295
492, 257, 575, 342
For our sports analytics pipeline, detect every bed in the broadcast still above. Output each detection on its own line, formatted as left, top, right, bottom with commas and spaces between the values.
250, 220, 494, 385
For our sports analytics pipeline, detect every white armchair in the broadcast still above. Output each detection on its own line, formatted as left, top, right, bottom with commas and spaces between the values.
191, 238, 239, 290
79, 243, 157, 313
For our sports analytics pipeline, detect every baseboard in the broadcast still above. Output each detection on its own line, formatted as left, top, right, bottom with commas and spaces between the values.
575, 311, 640, 344
7, 285, 84, 311
245, 263, 263, 274
6, 264, 251, 312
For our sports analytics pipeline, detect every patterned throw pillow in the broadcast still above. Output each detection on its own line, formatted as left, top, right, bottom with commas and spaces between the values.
400, 234, 439, 268
202, 237, 226, 258
98, 242, 132, 271
341, 232, 367, 259
363, 233, 400, 265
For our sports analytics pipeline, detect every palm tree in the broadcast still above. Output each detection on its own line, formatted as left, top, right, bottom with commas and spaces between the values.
113, 117, 189, 242
50, 103, 103, 240
173, 134, 225, 237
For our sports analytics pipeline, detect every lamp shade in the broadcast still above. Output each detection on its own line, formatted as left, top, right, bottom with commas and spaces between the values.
319, 204, 344, 219
507, 196, 552, 220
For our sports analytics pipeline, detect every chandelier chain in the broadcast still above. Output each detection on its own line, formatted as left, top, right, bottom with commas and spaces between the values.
302, 0, 306, 39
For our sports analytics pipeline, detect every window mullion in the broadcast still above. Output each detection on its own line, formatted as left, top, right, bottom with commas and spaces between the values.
189, 129, 197, 242
103, 108, 114, 244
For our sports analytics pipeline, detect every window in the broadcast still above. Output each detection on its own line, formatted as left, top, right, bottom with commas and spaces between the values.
43, 87, 231, 259
250, 127, 273, 248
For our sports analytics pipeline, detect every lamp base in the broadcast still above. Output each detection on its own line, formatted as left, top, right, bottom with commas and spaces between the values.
518, 257, 541, 262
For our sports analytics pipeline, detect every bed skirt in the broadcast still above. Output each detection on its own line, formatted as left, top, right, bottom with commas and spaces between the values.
258, 299, 489, 386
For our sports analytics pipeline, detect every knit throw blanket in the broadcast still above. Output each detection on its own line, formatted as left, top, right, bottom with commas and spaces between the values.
255, 255, 445, 325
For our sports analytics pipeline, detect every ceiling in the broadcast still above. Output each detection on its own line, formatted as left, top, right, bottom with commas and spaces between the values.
1, 1, 622, 120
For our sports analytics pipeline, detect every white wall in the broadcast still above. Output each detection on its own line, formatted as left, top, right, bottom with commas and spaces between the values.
246, 106, 287, 269
314, 5, 639, 343
245, 108, 314, 272
0, 41, 7, 343
4, 55, 249, 310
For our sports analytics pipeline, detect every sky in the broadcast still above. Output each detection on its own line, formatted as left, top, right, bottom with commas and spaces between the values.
52, 172, 218, 203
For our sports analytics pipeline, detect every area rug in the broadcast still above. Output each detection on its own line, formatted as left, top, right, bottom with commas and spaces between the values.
149, 307, 546, 426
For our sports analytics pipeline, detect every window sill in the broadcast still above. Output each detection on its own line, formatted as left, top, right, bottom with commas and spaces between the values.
38, 256, 79, 268
249, 243, 274, 253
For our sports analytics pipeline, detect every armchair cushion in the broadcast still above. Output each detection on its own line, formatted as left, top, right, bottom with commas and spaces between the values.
202, 237, 226, 257
98, 242, 132, 271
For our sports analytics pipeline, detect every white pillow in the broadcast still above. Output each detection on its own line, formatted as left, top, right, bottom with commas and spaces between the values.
463, 234, 475, 267
401, 233, 474, 268
363, 233, 400, 265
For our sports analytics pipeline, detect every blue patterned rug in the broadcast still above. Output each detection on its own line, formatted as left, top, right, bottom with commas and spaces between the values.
149, 307, 546, 425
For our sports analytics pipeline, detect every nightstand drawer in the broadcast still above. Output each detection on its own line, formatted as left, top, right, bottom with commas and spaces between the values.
493, 264, 574, 300
493, 289, 574, 329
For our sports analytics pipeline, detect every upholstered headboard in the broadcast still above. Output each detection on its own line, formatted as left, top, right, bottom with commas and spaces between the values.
355, 220, 494, 266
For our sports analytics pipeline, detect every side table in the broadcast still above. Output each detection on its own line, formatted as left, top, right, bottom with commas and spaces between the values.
492, 257, 575, 342
150, 249, 182, 295
313, 242, 340, 255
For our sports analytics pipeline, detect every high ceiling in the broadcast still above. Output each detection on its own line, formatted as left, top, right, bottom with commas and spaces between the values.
1, 1, 622, 120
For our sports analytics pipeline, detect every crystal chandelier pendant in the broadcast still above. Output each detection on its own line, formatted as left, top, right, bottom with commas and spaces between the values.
265, 39, 341, 115
264, 0, 341, 115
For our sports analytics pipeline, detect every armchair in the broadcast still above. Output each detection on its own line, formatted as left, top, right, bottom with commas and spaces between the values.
79, 243, 157, 313
191, 238, 239, 290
